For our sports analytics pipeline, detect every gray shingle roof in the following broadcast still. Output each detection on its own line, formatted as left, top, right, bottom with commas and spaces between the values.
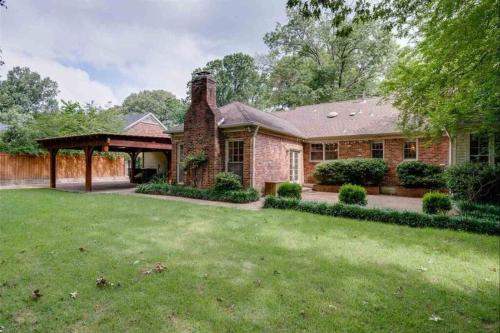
166, 98, 401, 139
124, 113, 149, 127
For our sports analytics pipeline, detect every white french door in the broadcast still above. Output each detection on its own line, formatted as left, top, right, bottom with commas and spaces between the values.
289, 150, 300, 183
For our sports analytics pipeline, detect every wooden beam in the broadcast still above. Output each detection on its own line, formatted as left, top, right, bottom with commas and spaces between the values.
109, 139, 172, 150
84, 146, 94, 192
49, 149, 58, 188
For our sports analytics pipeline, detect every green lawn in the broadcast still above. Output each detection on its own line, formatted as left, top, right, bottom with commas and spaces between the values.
0, 189, 498, 332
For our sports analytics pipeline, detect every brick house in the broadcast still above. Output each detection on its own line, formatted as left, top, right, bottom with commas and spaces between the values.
166, 72, 450, 191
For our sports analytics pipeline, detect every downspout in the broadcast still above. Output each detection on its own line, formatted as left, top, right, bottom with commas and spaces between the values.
252, 125, 260, 188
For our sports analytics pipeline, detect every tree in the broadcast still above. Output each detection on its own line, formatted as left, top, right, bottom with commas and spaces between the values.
288, 0, 500, 137
121, 90, 186, 127
189, 53, 266, 107
0, 67, 59, 114
263, 10, 396, 108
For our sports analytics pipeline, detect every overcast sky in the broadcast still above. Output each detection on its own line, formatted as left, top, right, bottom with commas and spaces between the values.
0, 0, 287, 106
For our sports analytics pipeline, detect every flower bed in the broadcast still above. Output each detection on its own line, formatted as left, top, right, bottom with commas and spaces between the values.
263, 196, 500, 235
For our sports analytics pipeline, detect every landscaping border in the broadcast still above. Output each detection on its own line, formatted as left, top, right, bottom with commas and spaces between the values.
263, 196, 500, 235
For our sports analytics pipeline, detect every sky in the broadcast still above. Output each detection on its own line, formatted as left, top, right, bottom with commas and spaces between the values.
0, 0, 287, 106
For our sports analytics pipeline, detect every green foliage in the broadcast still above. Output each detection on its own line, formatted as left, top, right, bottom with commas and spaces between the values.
0, 66, 58, 114
339, 184, 367, 206
314, 159, 388, 186
264, 196, 500, 235
121, 90, 186, 127
213, 172, 243, 193
396, 161, 445, 189
182, 153, 208, 171
136, 182, 259, 203
277, 182, 302, 199
422, 192, 451, 215
190, 53, 265, 107
263, 11, 397, 108
456, 201, 500, 220
445, 163, 500, 203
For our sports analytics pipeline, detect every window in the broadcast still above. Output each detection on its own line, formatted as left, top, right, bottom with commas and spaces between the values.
310, 143, 338, 161
310, 144, 324, 161
290, 150, 300, 182
470, 133, 489, 163
371, 142, 384, 159
226, 140, 244, 180
403, 140, 417, 160
176, 143, 185, 184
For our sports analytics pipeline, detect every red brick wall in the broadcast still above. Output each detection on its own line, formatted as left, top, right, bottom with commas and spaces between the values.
126, 122, 167, 137
303, 137, 449, 186
254, 131, 303, 191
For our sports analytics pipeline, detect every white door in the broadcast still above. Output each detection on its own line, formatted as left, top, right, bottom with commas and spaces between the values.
290, 150, 300, 183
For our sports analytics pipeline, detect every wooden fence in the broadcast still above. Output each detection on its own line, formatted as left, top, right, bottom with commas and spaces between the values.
0, 153, 125, 183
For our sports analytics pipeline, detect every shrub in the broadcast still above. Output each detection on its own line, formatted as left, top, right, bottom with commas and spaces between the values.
277, 182, 302, 199
136, 182, 259, 203
263, 197, 500, 235
313, 159, 388, 186
339, 184, 367, 205
422, 192, 452, 214
213, 172, 242, 193
445, 163, 500, 203
396, 161, 445, 188
455, 201, 500, 220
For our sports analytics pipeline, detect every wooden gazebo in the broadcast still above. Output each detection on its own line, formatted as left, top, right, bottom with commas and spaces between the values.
37, 133, 172, 192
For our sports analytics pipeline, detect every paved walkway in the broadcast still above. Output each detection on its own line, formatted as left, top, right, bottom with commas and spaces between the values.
2, 181, 422, 212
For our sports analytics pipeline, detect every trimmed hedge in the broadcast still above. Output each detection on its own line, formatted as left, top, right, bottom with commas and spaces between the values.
136, 182, 260, 203
339, 184, 367, 205
314, 159, 388, 186
263, 196, 500, 235
456, 201, 500, 220
396, 161, 445, 188
422, 192, 451, 214
213, 172, 242, 192
277, 182, 302, 199
445, 162, 499, 203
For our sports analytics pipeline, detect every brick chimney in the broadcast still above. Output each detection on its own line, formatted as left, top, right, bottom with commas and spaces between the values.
182, 71, 221, 188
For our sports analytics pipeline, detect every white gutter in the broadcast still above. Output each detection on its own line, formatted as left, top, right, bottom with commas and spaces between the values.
252, 125, 260, 188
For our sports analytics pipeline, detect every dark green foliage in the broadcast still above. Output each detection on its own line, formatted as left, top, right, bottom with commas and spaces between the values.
213, 172, 243, 193
264, 196, 500, 235
445, 163, 499, 203
396, 161, 445, 188
422, 192, 451, 214
339, 184, 367, 206
182, 153, 208, 170
314, 159, 388, 186
136, 182, 259, 204
456, 201, 500, 220
277, 182, 302, 199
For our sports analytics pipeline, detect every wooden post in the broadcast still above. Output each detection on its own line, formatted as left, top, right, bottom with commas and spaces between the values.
128, 151, 138, 183
49, 148, 58, 188
163, 151, 171, 182
84, 146, 94, 192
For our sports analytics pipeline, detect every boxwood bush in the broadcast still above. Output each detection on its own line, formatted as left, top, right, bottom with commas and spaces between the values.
445, 162, 499, 203
277, 182, 302, 199
339, 184, 367, 205
396, 161, 445, 188
136, 182, 259, 203
422, 192, 451, 214
213, 172, 242, 192
313, 159, 388, 186
263, 196, 499, 235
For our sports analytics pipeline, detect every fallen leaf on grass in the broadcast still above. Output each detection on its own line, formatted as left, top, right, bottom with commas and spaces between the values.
429, 314, 443, 322
69, 291, 78, 299
31, 289, 42, 300
489, 267, 497, 272
96, 277, 112, 287
142, 269, 152, 275
417, 266, 428, 272
216, 297, 224, 303
254, 279, 262, 287
133, 260, 140, 265
154, 263, 167, 273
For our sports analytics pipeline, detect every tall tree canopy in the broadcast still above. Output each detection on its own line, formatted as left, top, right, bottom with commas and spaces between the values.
121, 90, 186, 127
288, 0, 500, 137
263, 10, 396, 108
0, 66, 59, 114
189, 53, 265, 107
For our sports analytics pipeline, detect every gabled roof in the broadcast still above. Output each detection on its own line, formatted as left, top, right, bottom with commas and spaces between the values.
166, 98, 401, 139
0, 122, 8, 132
124, 113, 167, 130
274, 98, 400, 139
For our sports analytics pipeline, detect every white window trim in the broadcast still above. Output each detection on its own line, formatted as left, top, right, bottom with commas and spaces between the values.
176, 143, 184, 184
309, 142, 339, 162
371, 140, 385, 159
289, 150, 301, 183
468, 133, 494, 164
225, 139, 244, 172
403, 138, 419, 160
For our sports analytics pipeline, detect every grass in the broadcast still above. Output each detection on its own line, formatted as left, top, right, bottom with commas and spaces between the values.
0, 189, 498, 332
